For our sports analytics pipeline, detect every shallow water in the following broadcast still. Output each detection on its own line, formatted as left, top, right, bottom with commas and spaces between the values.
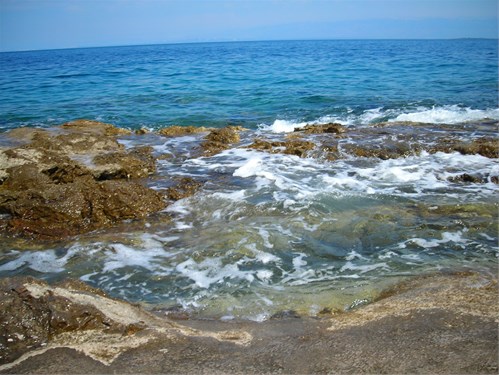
1, 121, 497, 320
0, 40, 498, 320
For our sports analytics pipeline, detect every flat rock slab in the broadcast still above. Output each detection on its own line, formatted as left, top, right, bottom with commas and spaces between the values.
1, 272, 497, 374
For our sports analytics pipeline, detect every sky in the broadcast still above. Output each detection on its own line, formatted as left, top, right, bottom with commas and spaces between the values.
0, 0, 497, 52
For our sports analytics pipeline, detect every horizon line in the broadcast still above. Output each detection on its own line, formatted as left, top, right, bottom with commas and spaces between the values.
1, 37, 497, 54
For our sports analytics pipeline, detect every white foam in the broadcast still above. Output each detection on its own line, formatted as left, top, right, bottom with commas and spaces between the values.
256, 269, 274, 282
391, 105, 499, 124
0, 247, 80, 273
345, 250, 368, 261
233, 157, 263, 177
102, 243, 170, 273
322, 174, 375, 194
259, 106, 498, 133
480, 233, 495, 241
339, 261, 389, 274
258, 228, 274, 249
186, 144, 497, 222
212, 189, 247, 201
175, 257, 246, 289
243, 243, 281, 265
407, 230, 469, 250
292, 253, 308, 268
255, 251, 280, 264
263, 119, 308, 133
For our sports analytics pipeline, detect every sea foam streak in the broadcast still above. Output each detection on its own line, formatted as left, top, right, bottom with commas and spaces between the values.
262, 106, 499, 133
392, 106, 499, 124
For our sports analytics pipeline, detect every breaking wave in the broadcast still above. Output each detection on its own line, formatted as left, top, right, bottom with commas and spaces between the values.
262, 106, 499, 133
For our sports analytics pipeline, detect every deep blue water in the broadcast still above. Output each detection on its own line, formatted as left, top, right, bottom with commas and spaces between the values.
1, 39, 498, 130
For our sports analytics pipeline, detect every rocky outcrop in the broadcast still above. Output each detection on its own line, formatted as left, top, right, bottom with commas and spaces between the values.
0, 121, 166, 239
157, 125, 212, 137
0, 277, 253, 369
91, 146, 156, 180
428, 137, 498, 158
61, 119, 132, 137
294, 122, 347, 135
199, 126, 242, 156
341, 136, 499, 160
0, 272, 496, 373
245, 122, 498, 162
0, 277, 146, 364
247, 138, 316, 158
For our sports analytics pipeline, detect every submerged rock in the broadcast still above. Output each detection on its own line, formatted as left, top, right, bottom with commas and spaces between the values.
343, 142, 422, 160
270, 310, 301, 320
448, 173, 486, 184
165, 177, 203, 201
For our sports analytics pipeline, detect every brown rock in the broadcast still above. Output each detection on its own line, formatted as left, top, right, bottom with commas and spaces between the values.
448, 173, 485, 184
0, 277, 146, 364
453, 137, 498, 158
247, 138, 315, 158
282, 139, 315, 157
200, 126, 241, 156
165, 177, 203, 201
2, 127, 47, 144
92, 146, 156, 180
344, 143, 418, 160
428, 137, 498, 158
1, 272, 497, 373
0, 173, 165, 239
0, 124, 166, 240
157, 125, 212, 137
61, 119, 132, 136
295, 122, 347, 135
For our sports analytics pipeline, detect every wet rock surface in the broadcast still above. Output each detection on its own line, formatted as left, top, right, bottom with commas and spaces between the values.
0, 277, 144, 365
247, 137, 316, 158
295, 122, 347, 135
157, 125, 213, 137
341, 122, 499, 160
199, 126, 242, 156
165, 177, 204, 201
0, 121, 167, 239
0, 119, 497, 373
0, 271, 496, 374
241, 120, 498, 163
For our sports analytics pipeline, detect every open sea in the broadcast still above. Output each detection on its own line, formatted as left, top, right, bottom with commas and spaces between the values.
0, 39, 498, 320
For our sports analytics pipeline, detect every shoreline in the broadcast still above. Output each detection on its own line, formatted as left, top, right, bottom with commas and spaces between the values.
0, 119, 498, 316
1, 270, 497, 374
0, 119, 498, 372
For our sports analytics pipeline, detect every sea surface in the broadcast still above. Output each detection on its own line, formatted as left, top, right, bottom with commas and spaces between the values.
0, 40, 498, 320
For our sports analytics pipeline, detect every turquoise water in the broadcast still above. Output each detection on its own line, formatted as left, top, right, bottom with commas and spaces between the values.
1, 39, 498, 130
0, 40, 498, 320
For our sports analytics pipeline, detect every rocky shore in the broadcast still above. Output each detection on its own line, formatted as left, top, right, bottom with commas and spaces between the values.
0, 271, 497, 374
1, 119, 497, 241
0, 120, 498, 373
